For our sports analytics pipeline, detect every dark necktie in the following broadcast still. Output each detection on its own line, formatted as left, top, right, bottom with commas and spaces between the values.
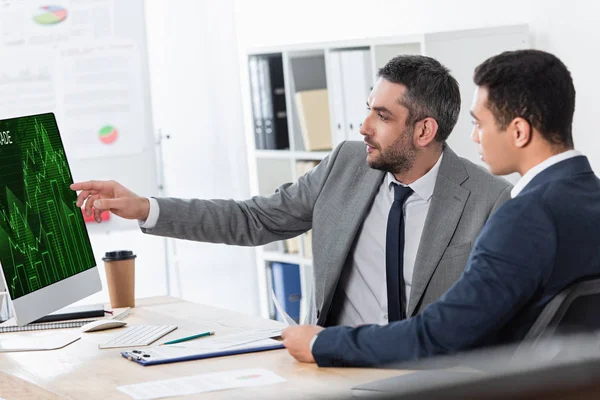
386, 184, 413, 322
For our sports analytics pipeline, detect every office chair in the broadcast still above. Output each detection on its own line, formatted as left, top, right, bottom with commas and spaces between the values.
524, 276, 600, 345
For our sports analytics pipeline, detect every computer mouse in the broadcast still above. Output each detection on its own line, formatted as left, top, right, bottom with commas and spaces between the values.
80, 319, 127, 333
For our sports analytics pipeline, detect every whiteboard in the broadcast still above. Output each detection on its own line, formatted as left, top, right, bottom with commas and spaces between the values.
0, 0, 157, 231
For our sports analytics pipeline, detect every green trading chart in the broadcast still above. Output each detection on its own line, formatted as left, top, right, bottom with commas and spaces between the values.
0, 113, 95, 300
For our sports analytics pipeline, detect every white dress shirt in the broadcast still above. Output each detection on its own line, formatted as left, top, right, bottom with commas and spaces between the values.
511, 150, 583, 198
334, 153, 443, 326
139, 197, 160, 229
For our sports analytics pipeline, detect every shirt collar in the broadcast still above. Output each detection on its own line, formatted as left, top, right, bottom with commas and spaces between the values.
511, 150, 583, 198
386, 152, 443, 201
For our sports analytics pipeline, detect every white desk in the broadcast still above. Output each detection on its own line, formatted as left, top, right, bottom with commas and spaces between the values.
0, 296, 408, 399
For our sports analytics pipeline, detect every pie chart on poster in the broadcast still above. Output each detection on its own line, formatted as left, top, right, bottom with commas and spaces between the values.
33, 6, 68, 25
99, 125, 118, 145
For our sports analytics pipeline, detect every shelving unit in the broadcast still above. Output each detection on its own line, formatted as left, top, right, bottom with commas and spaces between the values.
239, 25, 529, 319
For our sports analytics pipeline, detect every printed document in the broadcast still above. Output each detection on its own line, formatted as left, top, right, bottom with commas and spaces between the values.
117, 368, 286, 400
172, 328, 283, 351
271, 290, 298, 326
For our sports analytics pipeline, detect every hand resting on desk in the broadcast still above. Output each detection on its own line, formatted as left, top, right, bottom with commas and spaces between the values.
282, 325, 323, 363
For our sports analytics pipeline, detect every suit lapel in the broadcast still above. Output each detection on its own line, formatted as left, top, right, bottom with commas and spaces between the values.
318, 165, 384, 324
407, 147, 470, 316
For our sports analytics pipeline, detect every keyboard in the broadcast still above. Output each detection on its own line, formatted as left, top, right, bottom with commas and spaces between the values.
98, 325, 177, 349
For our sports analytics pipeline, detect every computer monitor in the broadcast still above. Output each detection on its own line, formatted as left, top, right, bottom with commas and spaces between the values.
0, 113, 101, 326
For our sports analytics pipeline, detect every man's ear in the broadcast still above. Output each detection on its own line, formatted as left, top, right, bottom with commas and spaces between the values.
511, 117, 532, 148
415, 117, 439, 147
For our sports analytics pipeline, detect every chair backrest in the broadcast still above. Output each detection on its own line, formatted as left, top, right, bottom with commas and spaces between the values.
524, 276, 600, 344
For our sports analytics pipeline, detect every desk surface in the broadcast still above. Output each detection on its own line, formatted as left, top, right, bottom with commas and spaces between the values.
0, 296, 407, 399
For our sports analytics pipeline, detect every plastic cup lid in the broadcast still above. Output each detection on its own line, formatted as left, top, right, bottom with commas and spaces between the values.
102, 250, 137, 261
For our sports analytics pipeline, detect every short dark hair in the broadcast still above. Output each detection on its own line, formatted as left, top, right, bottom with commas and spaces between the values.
473, 49, 575, 147
377, 55, 461, 142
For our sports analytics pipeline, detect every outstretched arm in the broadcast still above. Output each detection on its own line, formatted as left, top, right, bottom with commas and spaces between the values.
73, 142, 347, 246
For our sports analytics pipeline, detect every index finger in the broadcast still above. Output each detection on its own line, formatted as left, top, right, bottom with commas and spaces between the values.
70, 180, 113, 192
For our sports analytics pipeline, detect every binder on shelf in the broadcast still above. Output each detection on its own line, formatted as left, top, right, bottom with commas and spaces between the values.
248, 56, 266, 150
257, 57, 276, 150
267, 55, 289, 150
339, 49, 373, 142
327, 51, 348, 146
284, 237, 300, 254
249, 54, 289, 150
270, 262, 302, 324
295, 89, 332, 151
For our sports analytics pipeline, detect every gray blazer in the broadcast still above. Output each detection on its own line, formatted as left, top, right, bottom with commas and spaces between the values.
142, 141, 512, 325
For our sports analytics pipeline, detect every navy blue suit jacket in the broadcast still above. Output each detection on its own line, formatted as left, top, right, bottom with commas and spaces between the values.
313, 156, 600, 367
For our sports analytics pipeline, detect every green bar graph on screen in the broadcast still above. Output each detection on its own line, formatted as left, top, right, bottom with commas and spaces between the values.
0, 113, 95, 300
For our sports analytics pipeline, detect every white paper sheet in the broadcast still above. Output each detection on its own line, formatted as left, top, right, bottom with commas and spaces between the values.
271, 290, 298, 326
0, 331, 80, 352
0, 0, 114, 47
171, 328, 283, 351
0, 0, 27, 46
67, 0, 115, 40
117, 368, 286, 400
0, 49, 58, 120
57, 40, 147, 159
302, 282, 318, 325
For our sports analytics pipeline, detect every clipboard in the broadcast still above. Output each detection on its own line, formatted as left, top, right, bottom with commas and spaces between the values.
121, 338, 284, 366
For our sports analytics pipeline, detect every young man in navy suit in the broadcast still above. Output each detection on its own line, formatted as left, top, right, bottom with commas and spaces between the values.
282, 49, 600, 367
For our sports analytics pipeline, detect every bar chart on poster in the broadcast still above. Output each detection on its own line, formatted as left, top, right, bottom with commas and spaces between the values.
0, 0, 157, 230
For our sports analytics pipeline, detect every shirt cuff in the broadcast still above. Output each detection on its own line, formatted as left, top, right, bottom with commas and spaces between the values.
139, 197, 159, 229
309, 334, 319, 354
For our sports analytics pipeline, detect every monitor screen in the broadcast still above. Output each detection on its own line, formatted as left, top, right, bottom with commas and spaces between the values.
0, 113, 96, 301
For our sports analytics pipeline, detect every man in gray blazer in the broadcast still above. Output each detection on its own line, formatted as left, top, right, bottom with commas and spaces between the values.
72, 55, 510, 327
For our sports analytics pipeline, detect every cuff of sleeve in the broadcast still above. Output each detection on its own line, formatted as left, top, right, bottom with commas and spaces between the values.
139, 197, 159, 229
311, 326, 355, 367
309, 334, 319, 354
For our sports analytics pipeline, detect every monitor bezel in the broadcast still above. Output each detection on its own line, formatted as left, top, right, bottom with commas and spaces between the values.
1, 265, 101, 325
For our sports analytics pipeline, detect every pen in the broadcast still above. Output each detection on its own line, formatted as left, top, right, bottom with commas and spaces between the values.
159, 331, 215, 346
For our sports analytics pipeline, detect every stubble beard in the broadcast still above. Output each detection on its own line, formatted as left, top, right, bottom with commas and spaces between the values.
367, 129, 417, 176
